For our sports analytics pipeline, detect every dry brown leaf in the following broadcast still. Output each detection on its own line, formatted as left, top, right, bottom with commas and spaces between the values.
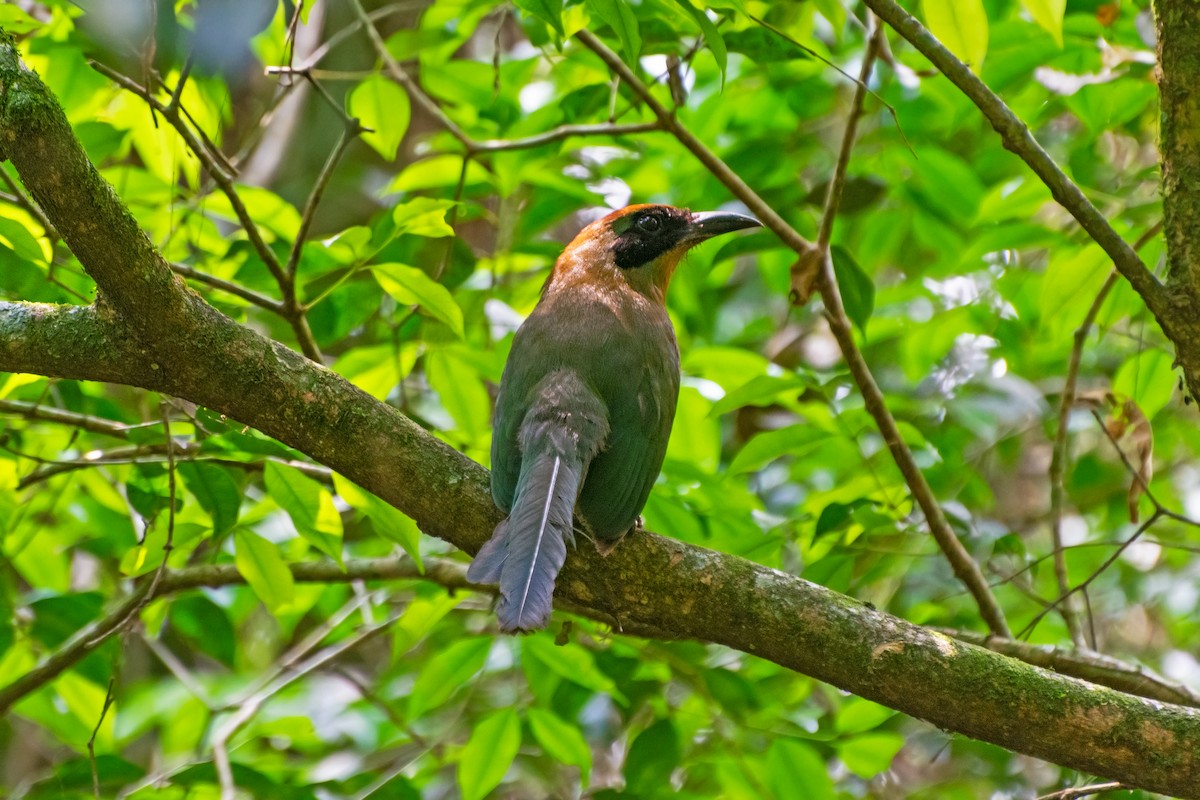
1105, 396, 1154, 522
789, 247, 823, 305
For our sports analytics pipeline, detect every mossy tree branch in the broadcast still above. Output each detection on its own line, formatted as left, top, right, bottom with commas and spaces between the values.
2, 31, 1200, 799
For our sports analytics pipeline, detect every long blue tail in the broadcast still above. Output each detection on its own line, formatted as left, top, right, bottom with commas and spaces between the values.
468, 371, 608, 632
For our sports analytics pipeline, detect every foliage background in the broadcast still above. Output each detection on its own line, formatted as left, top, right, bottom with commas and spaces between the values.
0, 0, 1195, 797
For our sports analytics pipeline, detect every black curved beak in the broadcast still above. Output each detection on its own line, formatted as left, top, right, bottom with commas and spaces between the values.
687, 210, 763, 241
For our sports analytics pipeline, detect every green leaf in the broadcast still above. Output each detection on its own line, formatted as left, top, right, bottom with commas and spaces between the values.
673, 0, 727, 86
923, 0, 989, 68
768, 739, 833, 800
178, 462, 241, 535
372, 263, 465, 337
0, 216, 48, 263
392, 197, 458, 238
263, 462, 343, 567
514, 0, 565, 37
814, 501, 859, 539
0, 5, 41, 33
458, 709, 521, 800
586, 0, 641, 64
234, 529, 295, 612
710, 374, 812, 417
366, 493, 425, 568
729, 425, 830, 474
424, 348, 492, 443
1020, 0, 1066, 47
834, 697, 897, 735
391, 591, 463, 657
830, 245, 874, 334
624, 719, 679, 794
387, 155, 493, 193
347, 75, 411, 160
522, 635, 628, 704
409, 638, 491, 719
723, 28, 811, 63
528, 708, 592, 784
1039, 245, 1110, 339
834, 732, 905, 778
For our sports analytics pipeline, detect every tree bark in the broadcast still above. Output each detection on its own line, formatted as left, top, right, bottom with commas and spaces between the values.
1154, 0, 1200, 399
2, 30, 1200, 798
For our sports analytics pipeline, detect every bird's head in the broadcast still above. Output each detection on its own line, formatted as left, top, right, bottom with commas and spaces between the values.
548, 204, 762, 301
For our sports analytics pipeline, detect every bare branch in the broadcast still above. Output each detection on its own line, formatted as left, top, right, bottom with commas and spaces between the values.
170, 262, 286, 313
1036, 782, 1126, 800
944, 628, 1200, 709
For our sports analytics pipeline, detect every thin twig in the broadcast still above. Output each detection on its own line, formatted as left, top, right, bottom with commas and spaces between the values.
575, 29, 817, 261
83, 401, 177, 645
87, 676, 117, 800
574, 27, 1011, 637
1036, 782, 1126, 800
170, 263, 285, 312
13, 441, 332, 490
289, 1, 432, 74
469, 121, 661, 153
91, 61, 324, 361
0, 398, 143, 438
0, 165, 58, 241
944, 627, 1200, 708
862, 0, 1170, 322
1049, 271, 1119, 646
141, 634, 214, 706
0, 557, 474, 716
1048, 221, 1164, 646
213, 604, 400, 800
817, 19, 882, 250
349, 0, 473, 148
285, 123, 362, 281
1018, 510, 1161, 640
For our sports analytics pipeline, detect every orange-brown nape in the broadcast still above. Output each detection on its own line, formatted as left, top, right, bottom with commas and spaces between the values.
547, 204, 762, 300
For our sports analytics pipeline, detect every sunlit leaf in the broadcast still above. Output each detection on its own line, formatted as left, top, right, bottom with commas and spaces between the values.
372, 263, 465, 337
409, 638, 491, 719
264, 462, 343, 567
523, 635, 628, 704
587, 0, 641, 63
515, 0, 565, 36
1113, 349, 1175, 422
458, 709, 521, 800
234, 529, 295, 612
347, 75, 411, 160
923, 0, 989, 68
1021, 0, 1066, 46
835, 732, 905, 778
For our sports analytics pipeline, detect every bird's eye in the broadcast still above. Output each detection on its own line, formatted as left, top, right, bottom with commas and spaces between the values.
636, 214, 661, 232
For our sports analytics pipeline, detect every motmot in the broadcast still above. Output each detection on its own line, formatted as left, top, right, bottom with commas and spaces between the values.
467, 204, 762, 632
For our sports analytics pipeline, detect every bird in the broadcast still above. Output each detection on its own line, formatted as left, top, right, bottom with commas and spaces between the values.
467, 203, 762, 632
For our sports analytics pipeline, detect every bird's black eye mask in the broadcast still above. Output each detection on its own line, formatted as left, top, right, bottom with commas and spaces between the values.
610, 207, 692, 270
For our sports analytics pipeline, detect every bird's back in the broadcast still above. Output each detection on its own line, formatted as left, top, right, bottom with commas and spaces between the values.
491, 284, 679, 539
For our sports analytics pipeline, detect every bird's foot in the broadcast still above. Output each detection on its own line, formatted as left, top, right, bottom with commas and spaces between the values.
594, 517, 642, 557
